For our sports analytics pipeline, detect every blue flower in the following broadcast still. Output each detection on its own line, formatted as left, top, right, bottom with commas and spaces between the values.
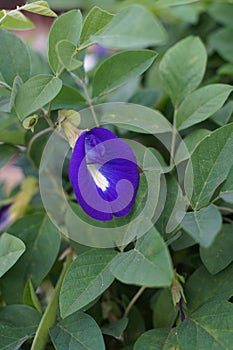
0, 204, 12, 231
69, 127, 140, 221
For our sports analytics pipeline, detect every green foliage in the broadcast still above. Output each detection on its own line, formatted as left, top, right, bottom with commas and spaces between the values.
0, 0, 233, 349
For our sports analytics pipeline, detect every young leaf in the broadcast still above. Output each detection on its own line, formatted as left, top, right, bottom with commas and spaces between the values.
22, 1, 57, 17
159, 36, 207, 106
180, 205, 222, 248
0, 305, 41, 350
200, 224, 233, 275
59, 249, 117, 318
15, 74, 62, 120
176, 84, 233, 130
92, 50, 157, 97
0, 232, 25, 278
50, 312, 105, 350
0, 29, 31, 85
80, 6, 113, 47
0, 10, 34, 30
92, 5, 167, 49
178, 301, 233, 350
0, 213, 61, 303
185, 123, 233, 210
56, 40, 82, 71
48, 10, 82, 73
23, 279, 43, 313
110, 227, 173, 287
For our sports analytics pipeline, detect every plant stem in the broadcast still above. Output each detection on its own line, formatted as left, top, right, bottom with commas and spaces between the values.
31, 253, 73, 350
81, 79, 100, 127
0, 80, 12, 91
124, 286, 146, 317
216, 205, 233, 213
170, 107, 178, 166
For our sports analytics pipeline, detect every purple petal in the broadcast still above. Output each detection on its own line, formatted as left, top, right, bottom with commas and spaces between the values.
69, 127, 139, 221
0, 204, 12, 231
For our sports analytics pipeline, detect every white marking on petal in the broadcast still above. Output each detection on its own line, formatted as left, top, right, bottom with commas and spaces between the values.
87, 164, 109, 192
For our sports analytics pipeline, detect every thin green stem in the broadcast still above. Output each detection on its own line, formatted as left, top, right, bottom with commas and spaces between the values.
216, 205, 233, 214
0, 6, 21, 25
81, 80, 100, 127
31, 254, 73, 350
124, 286, 146, 317
0, 80, 12, 92
41, 104, 54, 129
170, 107, 178, 166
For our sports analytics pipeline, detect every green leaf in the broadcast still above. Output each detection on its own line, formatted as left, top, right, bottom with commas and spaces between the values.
48, 10, 82, 73
176, 84, 233, 130
92, 5, 167, 49
80, 6, 113, 47
0, 10, 34, 30
15, 74, 62, 120
159, 36, 207, 106
56, 40, 82, 71
134, 328, 177, 350
9, 75, 23, 112
0, 213, 61, 303
156, 0, 199, 6
185, 123, 233, 210
110, 227, 173, 287
0, 304, 41, 350
23, 279, 43, 313
101, 317, 128, 338
210, 101, 233, 127
0, 29, 31, 86
180, 205, 222, 248
178, 301, 233, 350
208, 2, 233, 28
156, 175, 186, 238
51, 84, 85, 110
100, 103, 171, 134
60, 249, 117, 318
200, 224, 233, 275
50, 311, 105, 350
219, 165, 233, 203
185, 264, 233, 313
0, 144, 19, 167
92, 50, 157, 98
151, 289, 178, 328
0, 233, 25, 278
22, 1, 57, 17
209, 28, 233, 63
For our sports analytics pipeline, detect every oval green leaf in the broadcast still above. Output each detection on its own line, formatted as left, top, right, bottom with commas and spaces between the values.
15, 74, 62, 120
60, 248, 117, 318
92, 50, 157, 98
159, 36, 207, 106
110, 227, 173, 287
50, 311, 105, 350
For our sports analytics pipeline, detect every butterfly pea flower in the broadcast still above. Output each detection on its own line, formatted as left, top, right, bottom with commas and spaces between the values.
69, 127, 140, 221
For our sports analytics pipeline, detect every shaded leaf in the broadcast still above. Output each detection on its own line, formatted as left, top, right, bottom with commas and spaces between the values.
0, 144, 19, 168
23, 279, 43, 313
209, 28, 233, 63
101, 317, 128, 338
0, 232, 25, 278
50, 311, 105, 350
0, 29, 31, 85
134, 328, 177, 350
180, 205, 222, 248
60, 249, 117, 318
200, 224, 233, 275
0, 304, 41, 350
